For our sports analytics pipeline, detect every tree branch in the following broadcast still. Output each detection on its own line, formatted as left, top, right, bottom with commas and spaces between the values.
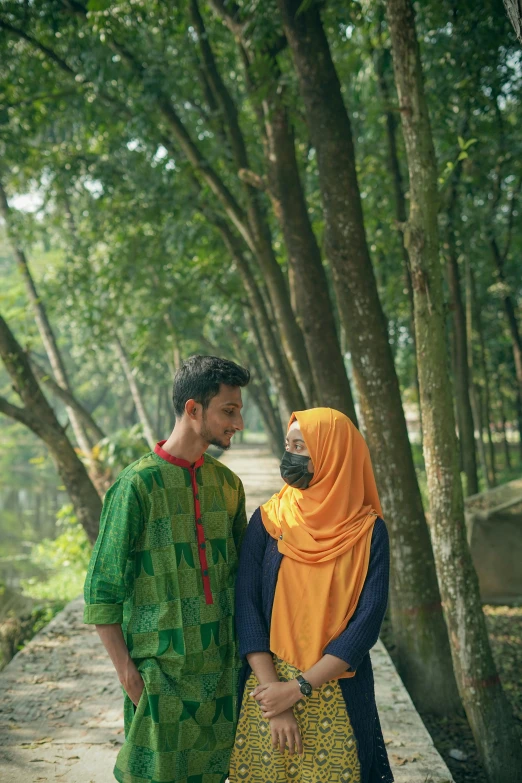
502, 174, 522, 262
30, 357, 106, 442
0, 395, 32, 427
207, 0, 244, 37
503, 0, 522, 45
238, 168, 267, 191
0, 18, 77, 77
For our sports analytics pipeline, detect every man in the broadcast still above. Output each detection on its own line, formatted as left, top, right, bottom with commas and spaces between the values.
84, 355, 250, 783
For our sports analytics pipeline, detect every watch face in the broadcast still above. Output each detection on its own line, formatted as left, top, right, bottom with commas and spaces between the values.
300, 681, 312, 697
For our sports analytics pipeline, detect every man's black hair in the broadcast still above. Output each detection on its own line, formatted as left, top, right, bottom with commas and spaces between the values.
172, 355, 250, 418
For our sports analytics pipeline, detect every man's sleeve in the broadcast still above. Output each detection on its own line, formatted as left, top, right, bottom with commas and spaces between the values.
83, 478, 144, 625
232, 479, 248, 555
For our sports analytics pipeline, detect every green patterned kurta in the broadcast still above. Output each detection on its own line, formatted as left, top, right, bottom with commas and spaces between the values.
83, 445, 247, 783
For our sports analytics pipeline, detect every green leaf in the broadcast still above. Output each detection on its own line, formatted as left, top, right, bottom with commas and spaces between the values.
87, 0, 112, 10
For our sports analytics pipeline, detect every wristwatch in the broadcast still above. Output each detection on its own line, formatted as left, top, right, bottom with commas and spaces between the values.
295, 674, 313, 697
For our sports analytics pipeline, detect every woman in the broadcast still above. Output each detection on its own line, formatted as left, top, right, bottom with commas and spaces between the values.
229, 408, 394, 783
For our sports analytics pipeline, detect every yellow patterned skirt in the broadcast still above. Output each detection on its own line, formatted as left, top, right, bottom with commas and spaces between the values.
229, 657, 361, 783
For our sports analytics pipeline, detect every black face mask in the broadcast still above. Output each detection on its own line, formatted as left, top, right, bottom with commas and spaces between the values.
280, 451, 314, 489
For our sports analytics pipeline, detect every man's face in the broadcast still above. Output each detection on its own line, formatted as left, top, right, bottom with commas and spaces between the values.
199, 384, 244, 450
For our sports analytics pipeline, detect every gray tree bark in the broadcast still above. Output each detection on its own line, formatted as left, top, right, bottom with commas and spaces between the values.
386, 0, 522, 777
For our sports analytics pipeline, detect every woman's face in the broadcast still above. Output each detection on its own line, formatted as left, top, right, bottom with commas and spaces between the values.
285, 420, 314, 474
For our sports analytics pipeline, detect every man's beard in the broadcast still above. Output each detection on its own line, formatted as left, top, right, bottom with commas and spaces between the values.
200, 413, 233, 450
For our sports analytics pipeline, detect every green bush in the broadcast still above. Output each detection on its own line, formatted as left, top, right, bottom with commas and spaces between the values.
95, 424, 150, 469
21, 504, 91, 603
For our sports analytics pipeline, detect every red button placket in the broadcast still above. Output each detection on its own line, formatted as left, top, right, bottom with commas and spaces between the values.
189, 465, 213, 605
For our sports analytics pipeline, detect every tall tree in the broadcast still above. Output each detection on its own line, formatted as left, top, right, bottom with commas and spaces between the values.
0, 315, 101, 543
445, 173, 479, 495
386, 0, 522, 778
0, 180, 110, 495
0, 2, 311, 414
276, 0, 460, 714
204, 0, 357, 420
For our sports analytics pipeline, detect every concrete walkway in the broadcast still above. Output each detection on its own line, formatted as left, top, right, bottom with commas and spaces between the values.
0, 444, 454, 782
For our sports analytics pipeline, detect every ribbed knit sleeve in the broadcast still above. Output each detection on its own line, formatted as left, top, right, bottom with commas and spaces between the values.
235, 507, 271, 659
323, 517, 390, 671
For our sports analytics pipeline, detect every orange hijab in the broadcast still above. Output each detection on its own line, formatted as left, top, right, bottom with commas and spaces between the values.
261, 408, 382, 677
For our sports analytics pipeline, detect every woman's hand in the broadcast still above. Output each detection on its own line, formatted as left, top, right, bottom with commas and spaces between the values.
251, 680, 301, 719
269, 709, 304, 755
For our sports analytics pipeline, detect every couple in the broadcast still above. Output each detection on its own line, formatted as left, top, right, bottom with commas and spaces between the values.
84, 355, 393, 783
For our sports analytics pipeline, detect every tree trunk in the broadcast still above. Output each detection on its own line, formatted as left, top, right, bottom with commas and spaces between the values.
517, 390, 522, 462
201, 327, 285, 456
227, 326, 285, 456
277, 0, 460, 714
497, 388, 512, 470
261, 93, 357, 421
248, 378, 285, 457
30, 357, 106, 444
209, 211, 304, 419
465, 257, 491, 489
446, 183, 479, 495
371, 37, 423, 440
386, 1, 522, 778
490, 237, 522, 401
207, 4, 356, 420
0, 315, 101, 543
189, 0, 315, 406
0, 182, 109, 496
469, 263, 497, 486
503, 0, 522, 43
114, 336, 156, 450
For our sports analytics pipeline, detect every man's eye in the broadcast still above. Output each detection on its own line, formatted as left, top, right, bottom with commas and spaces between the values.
224, 410, 234, 415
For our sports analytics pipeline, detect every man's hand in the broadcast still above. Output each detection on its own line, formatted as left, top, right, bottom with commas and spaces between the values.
251, 680, 301, 719
120, 659, 145, 706
269, 709, 304, 755
95, 624, 145, 707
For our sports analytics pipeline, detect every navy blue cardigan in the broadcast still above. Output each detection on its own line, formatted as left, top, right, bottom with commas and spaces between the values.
235, 508, 394, 783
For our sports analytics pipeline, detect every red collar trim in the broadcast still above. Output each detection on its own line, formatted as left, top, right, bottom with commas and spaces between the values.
154, 441, 205, 469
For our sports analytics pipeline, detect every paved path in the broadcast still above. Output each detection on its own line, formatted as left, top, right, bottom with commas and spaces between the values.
0, 444, 454, 782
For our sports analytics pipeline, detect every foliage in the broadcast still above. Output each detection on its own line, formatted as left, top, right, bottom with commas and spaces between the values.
95, 424, 151, 469
20, 504, 91, 603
